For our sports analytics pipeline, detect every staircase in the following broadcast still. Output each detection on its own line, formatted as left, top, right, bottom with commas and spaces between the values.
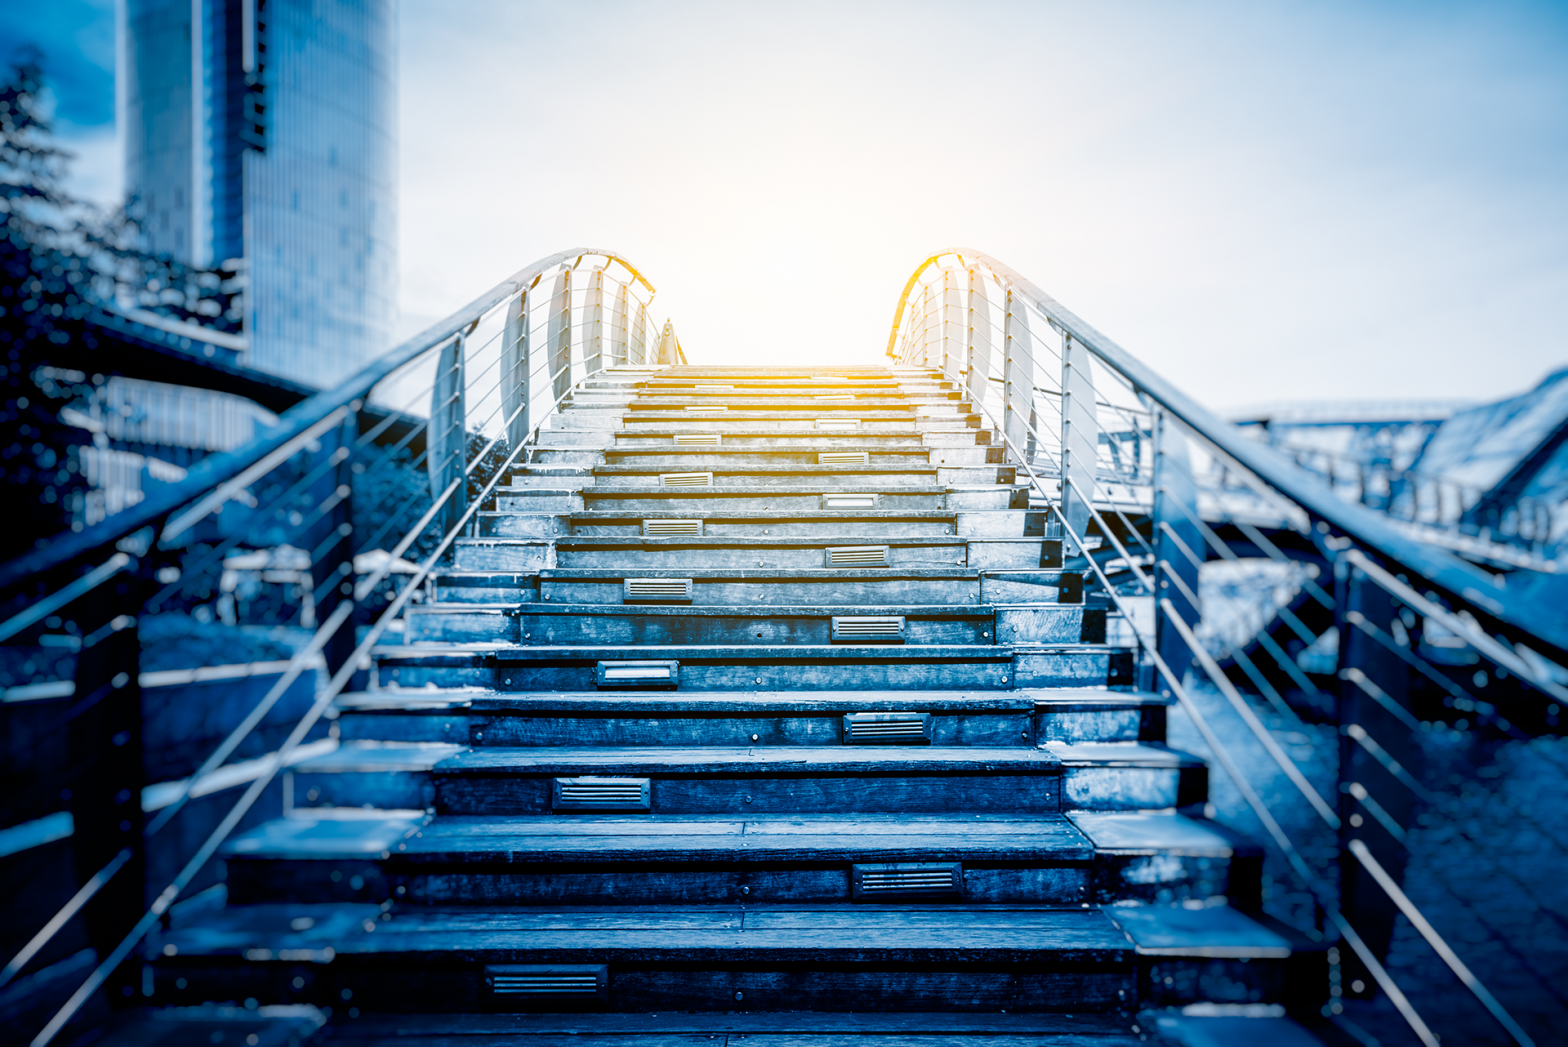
146, 366, 1328, 1045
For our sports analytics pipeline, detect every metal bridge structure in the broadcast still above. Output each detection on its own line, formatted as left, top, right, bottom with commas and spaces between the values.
2, 248, 1564, 1046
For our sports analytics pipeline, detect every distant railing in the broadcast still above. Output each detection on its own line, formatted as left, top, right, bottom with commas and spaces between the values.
889, 249, 1563, 1047
0, 249, 679, 1045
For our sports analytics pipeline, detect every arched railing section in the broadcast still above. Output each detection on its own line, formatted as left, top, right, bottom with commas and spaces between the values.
0, 249, 680, 1045
888, 249, 1562, 1047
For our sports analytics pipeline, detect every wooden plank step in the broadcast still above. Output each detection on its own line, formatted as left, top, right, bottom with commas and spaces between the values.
316, 1009, 1150, 1044
149, 903, 1137, 1014
1069, 811, 1263, 907
405, 602, 1020, 648
222, 813, 1098, 907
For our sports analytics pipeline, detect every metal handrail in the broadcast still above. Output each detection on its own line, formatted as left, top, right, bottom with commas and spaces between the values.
886, 249, 1568, 659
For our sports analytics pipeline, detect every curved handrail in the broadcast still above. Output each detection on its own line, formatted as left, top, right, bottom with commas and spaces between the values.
0, 248, 653, 592
887, 248, 1568, 656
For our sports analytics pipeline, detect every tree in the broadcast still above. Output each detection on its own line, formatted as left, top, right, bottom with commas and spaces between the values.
0, 49, 240, 559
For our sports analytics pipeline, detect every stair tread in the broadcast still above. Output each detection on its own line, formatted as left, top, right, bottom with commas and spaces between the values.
341, 690, 1040, 712
311, 1009, 1149, 1043
413, 603, 1005, 617
1044, 742, 1205, 768
441, 745, 1062, 774
536, 567, 980, 578
157, 903, 1135, 960
1067, 812, 1260, 857
375, 644, 1056, 662
226, 812, 1094, 862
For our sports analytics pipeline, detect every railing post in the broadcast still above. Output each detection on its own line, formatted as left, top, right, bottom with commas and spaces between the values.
310, 409, 358, 677
967, 267, 991, 408
920, 284, 940, 370
501, 291, 530, 451
1336, 560, 1418, 996
548, 269, 572, 404
610, 278, 629, 368
631, 297, 648, 365
1151, 406, 1202, 688
587, 266, 604, 373
1001, 286, 1031, 464
941, 267, 964, 384
429, 333, 467, 540
1059, 332, 1098, 553
67, 570, 147, 1005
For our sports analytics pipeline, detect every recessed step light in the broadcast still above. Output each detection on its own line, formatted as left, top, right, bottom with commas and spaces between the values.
623, 578, 694, 603
842, 711, 931, 743
684, 405, 727, 411
822, 493, 878, 509
486, 964, 608, 1001
851, 862, 962, 900
825, 545, 891, 567
552, 777, 652, 811
643, 519, 703, 536
673, 433, 721, 446
819, 451, 870, 466
595, 660, 679, 689
816, 419, 860, 430
831, 616, 906, 644
813, 394, 854, 401
660, 471, 713, 486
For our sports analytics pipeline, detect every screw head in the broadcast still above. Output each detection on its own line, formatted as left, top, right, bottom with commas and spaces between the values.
734, 991, 744, 1001
751, 734, 759, 742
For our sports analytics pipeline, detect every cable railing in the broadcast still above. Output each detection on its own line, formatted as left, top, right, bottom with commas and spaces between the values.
0, 248, 679, 1045
888, 248, 1565, 1047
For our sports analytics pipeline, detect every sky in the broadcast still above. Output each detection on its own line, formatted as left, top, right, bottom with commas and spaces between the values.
7, 0, 1568, 410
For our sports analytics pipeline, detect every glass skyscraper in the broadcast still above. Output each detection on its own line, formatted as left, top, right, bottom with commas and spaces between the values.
121, 0, 398, 388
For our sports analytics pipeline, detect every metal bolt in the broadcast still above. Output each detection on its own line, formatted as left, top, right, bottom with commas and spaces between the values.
751, 734, 759, 742
476, 732, 483, 740
740, 886, 751, 895
743, 795, 752, 804
734, 991, 744, 1001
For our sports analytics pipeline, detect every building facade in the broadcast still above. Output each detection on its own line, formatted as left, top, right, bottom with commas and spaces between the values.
121, 0, 398, 389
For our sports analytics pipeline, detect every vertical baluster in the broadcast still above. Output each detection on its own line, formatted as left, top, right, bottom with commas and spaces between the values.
548, 269, 572, 405
922, 284, 940, 370
310, 410, 357, 676
429, 332, 467, 539
586, 266, 604, 375
942, 267, 964, 383
631, 297, 648, 366
1336, 562, 1418, 998
501, 291, 530, 452
1151, 406, 1201, 688
1001, 286, 1032, 464
1060, 332, 1098, 552
610, 278, 629, 368
68, 572, 147, 1005
967, 267, 991, 408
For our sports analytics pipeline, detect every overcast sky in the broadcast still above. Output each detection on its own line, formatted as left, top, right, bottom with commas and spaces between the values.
11, 0, 1568, 409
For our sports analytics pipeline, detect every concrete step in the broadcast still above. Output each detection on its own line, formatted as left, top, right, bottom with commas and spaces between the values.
611, 429, 935, 447
601, 447, 938, 467
562, 508, 963, 537
149, 902, 1139, 1013
534, 566, 984, 605
578, 485, 950, 511
372, 642, 1132, 692
222, 812, 1097, 906
589, 465, 943, 487
620, 416, 928, 432
577, 485, 1028, 512
337, 690, 1039, 747
333, 689, 1161, 747
551, 536, 971, 570
404, 602, 1104, 647
287, 742, 1200, 819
